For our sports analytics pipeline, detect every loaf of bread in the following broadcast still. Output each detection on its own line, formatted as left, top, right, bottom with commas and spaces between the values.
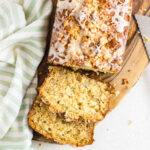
48, 0, 132, 73
39, 66, 116, 122
28, 95, 94, 147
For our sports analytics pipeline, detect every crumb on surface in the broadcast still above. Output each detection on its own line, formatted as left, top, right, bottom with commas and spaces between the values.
39, 143, 42, 147
106, 128, 109, 131
143, 35, 150, 43
128, 69, 131, 72
122, 79, 129, 85
128, 120, 132, 125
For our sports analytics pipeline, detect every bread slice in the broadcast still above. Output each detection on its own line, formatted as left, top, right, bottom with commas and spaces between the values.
39, 66, 115, 122
28, 95, 94, 147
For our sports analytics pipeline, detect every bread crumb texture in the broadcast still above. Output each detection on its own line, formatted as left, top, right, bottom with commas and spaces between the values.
28, 95, 94, 147
39, 66, 116, 122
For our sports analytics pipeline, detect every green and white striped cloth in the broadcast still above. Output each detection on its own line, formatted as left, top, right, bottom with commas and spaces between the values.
0, 0, 52, 149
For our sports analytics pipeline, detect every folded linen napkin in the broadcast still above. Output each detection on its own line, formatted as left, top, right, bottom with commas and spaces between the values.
0, 0, 52, 149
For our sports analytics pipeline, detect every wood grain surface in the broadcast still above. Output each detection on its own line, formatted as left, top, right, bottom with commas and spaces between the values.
33, 0, 150, 143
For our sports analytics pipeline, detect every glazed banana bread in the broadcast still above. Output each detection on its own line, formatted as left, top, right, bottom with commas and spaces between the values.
28, 95, 94, 147
39, 66, 116, 122
48, 0, 132, 73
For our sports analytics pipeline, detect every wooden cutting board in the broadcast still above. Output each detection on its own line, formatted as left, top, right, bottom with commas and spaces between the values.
33, 0, 150, 143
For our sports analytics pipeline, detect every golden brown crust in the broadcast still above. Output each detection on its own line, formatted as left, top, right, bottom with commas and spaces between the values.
48, 0, 132, 73
29, 119, 95, 147
28, 96, 95, 147
39, 66, 116, 123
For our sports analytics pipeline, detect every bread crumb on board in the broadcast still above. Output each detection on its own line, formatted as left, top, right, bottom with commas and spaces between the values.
122, 79, 129, 85
39, 143, 42, 147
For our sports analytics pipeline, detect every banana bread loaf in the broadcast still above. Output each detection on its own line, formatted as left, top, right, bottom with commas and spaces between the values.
48, 0, 132, 73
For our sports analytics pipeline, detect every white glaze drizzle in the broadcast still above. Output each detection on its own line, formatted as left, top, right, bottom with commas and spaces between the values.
49, 0, 132, 72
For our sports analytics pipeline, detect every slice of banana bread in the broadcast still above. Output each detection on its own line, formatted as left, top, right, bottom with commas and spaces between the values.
39, 66, 115, 122
28, 95, 94, 147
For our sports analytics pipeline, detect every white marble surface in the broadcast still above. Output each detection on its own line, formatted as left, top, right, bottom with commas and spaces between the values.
32, 65, 150, 150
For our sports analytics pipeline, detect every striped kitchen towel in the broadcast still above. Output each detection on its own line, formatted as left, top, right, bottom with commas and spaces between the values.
0, 75, 38, 150
0, 0, 52, 149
